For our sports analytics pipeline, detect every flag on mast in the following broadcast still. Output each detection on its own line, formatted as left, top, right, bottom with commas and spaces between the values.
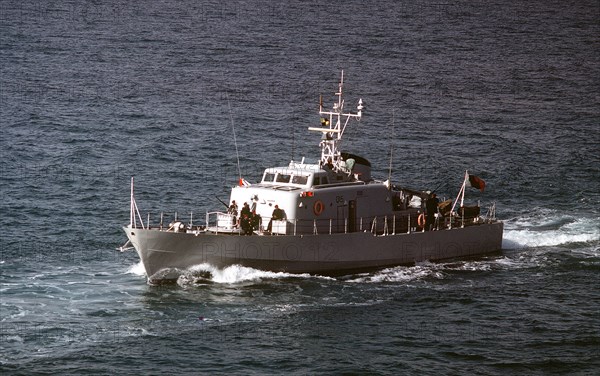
467, 174, 486, 192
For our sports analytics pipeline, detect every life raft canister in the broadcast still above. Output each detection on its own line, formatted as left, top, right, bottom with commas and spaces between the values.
313, 200, 324, 216
417, 213, 426, 228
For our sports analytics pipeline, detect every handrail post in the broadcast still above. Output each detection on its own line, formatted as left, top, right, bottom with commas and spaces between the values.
384, 216, 388, 236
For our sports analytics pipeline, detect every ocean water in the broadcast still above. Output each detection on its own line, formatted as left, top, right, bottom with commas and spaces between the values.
1, 0, 599, 374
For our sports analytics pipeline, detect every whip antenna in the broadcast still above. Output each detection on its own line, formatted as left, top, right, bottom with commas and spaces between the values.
222, 74, 242, 181
388, 110, 395, 183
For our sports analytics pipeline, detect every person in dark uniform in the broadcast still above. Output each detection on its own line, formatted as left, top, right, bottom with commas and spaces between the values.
267, 204, 286, 233
240, 202, 252, 235
228, 200, 238, 227
250, 209, 261, 232
425, 193, 439, 231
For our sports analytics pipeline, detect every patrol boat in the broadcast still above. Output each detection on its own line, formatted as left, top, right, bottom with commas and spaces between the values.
121, 73, 503, 283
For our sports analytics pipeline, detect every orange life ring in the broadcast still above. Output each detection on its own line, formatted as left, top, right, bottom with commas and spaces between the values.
313, 200, 324, 216
417, 213, 426, 227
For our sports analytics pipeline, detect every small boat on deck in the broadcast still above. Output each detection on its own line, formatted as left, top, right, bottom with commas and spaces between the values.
121, 72, 503, 283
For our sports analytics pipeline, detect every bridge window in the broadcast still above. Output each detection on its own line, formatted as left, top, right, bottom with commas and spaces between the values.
263, 173, 275, 183
276, 174, 291, 183
292, 175, 308, 185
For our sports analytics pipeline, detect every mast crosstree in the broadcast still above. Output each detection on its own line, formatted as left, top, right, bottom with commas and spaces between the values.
308, 71, 363, 174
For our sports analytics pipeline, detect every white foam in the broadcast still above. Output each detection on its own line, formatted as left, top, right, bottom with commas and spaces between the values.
4, 335, 24, 343
126, 261, 146, 276
186, 263, 333, 284
347, 250, 575, 283
347, 263, 446, 283
491, 253, 556, 269
503, 210, 599, 249
503, 229, 597, 248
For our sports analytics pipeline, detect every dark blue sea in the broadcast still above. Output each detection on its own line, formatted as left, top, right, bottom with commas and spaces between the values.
1, 1, 599, 374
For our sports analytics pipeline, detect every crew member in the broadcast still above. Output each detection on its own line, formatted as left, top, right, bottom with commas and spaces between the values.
250, 209, 261, 232
240, 202, 252, 235
267, 204, 286, 233
425, 193, 439, 231
228, 200, 238, 227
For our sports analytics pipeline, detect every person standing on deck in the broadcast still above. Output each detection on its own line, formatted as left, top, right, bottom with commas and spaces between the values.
240, 202, 252, 235
425, 193, 439, 231
228, 200, 238, 227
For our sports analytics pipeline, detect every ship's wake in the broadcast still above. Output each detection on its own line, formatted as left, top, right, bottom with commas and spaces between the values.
127, 244, 598, 286
502, 208, 599, 250
346, 246, 599, 283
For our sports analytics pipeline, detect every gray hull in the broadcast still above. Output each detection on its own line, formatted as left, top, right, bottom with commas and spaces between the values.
124, 222, 504, 281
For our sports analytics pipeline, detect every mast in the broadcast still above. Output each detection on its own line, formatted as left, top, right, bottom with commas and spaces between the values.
450, 171, 469, 214
129, 177, 145, 229
308, 71, 363, 174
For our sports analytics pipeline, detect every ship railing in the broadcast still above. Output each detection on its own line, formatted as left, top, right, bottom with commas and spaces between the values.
259, 214, 422, 236
138, 209, 495, 236
483, 202, 497, 222
193, 214, 413, 236
128, 210, 205, 233
206, 211, 238, 233
142, 213, 425, 235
